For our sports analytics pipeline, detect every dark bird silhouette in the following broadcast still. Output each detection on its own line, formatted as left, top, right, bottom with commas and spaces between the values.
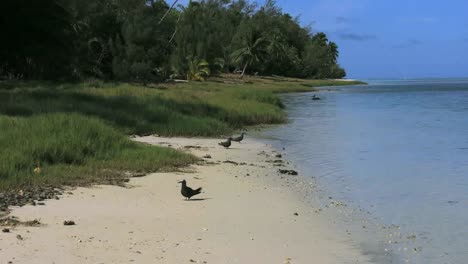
218, 137, 232, 148
178, 180, 202, 200
312, 94, 321, 100
231, 133, 246, 143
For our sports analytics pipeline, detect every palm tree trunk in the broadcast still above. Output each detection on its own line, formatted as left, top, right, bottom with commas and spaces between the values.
159, 0, 179, 25
169, 12, 182, 43
169, 29, 178, 43
240, 62, 249, 79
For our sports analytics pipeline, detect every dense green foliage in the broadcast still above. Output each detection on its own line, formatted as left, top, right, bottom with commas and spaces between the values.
0, 0, 346, 81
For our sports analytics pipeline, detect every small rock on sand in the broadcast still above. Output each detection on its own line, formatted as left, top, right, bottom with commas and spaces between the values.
64, 220, 76, 226
278, 169, 298, 175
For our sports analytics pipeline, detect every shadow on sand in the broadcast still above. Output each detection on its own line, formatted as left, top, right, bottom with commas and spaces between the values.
185, 198, 211, 202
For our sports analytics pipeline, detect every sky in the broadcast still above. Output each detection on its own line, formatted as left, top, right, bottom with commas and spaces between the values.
178, 0, 468, 79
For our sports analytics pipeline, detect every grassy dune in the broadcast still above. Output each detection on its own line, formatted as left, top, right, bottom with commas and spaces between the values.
0, 75, 364, 190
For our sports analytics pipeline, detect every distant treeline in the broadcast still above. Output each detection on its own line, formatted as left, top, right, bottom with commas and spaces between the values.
0, 0, 346, 81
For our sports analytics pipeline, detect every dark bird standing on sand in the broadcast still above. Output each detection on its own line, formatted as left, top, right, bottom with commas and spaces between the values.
178, 180, 202, 200
231, 133, 246, 143
218, 137, 232, 148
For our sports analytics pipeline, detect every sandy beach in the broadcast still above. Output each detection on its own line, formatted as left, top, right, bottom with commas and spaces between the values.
0, 136, 373, 264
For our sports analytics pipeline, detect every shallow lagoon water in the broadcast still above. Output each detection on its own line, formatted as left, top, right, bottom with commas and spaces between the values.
261, 79, 468, 263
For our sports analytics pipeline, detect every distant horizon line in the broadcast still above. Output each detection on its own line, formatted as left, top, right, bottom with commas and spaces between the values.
348, 77, 468, 81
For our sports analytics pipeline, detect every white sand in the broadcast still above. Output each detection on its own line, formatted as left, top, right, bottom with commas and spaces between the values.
0, 136, 372, 263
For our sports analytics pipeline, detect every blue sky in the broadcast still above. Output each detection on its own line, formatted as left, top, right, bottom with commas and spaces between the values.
178, 0, 468, 79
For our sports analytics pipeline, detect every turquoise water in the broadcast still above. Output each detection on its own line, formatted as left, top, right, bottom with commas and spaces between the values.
262, 79, 468, 263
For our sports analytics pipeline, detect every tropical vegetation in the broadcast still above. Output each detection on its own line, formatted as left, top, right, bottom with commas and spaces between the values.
0, 0, 347, 82
0, 0, 360, 192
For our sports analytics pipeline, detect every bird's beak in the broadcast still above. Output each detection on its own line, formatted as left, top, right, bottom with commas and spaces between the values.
178, 181, 183, 183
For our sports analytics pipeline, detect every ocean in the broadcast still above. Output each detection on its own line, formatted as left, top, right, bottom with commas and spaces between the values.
259, 79, 468, 263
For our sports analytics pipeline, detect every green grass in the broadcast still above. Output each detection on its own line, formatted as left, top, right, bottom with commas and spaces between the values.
0, 114, 196, 190
0, 76, 364, 136
0, 75, 365, 191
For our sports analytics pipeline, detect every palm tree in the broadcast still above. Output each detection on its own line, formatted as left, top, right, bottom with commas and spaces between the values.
186, 56, 210, 81
312, 32, 329, 46
328, 42, 339, 63
231, 36, 269, 78
267, 33, 287, 60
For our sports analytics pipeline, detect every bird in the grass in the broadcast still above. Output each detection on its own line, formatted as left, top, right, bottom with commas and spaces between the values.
178, 180, 202, 200
218, 137, 232, 148
231, 133, 246, 143
33, 161, 41, 174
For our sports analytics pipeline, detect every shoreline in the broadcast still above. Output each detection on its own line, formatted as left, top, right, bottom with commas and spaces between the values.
0, 136, 374, 263
252, 132, 404, 264
0, 77, 364, 192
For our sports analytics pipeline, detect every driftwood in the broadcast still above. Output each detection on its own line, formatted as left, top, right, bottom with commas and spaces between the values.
166, 79, 189, 83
